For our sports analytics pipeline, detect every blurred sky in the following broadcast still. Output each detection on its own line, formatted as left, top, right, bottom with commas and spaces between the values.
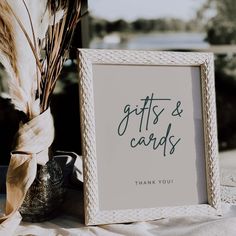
88, 0, 207, 21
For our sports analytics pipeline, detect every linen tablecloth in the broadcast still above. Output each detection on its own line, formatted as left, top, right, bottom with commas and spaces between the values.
1, 194, 236, 236
1, 150, 236, 236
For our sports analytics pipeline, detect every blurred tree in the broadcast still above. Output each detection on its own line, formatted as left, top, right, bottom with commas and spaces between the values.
132, 18, 153, 32
205, 0, 236, 44
107, 19, 131, 33
89, 16, 199, 39
203, 0, 236, 150
90, 18, 108, 38
132, 18, 187, 33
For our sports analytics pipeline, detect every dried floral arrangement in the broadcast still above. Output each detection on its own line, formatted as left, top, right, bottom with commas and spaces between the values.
0, 0, 82, 118
0, 0, 82, 234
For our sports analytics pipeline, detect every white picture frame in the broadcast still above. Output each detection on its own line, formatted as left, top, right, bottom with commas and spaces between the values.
77, 49, 221, 225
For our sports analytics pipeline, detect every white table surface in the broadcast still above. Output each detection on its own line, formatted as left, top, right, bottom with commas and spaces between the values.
1, 150, 236, 236
1, 190, 236, 236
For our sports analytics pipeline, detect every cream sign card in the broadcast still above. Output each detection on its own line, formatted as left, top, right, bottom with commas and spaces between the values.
77, 49, 221, 225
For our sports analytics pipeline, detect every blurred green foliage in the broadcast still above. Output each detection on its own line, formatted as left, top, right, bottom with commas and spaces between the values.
89, 16, 203, 39
206, 0, 236, 44
205, 0, 236, 150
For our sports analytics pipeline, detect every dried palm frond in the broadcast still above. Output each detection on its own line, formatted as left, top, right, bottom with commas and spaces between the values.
47, 0, 68, 12
40, 0, 82, 111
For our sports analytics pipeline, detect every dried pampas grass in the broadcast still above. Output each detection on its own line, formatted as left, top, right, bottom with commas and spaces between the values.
0, 0, 83, 119
0, 1, 18, 79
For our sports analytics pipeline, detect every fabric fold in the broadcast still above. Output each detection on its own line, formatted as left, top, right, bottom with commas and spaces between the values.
0, 108, 54, 235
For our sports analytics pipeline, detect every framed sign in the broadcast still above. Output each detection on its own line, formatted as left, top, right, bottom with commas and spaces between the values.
77, 49, 221, 225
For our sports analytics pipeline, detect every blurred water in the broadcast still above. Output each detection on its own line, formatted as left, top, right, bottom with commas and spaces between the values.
90, 32, 209, 50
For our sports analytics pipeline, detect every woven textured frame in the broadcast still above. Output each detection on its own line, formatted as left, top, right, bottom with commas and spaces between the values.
77, 49, 221, 225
